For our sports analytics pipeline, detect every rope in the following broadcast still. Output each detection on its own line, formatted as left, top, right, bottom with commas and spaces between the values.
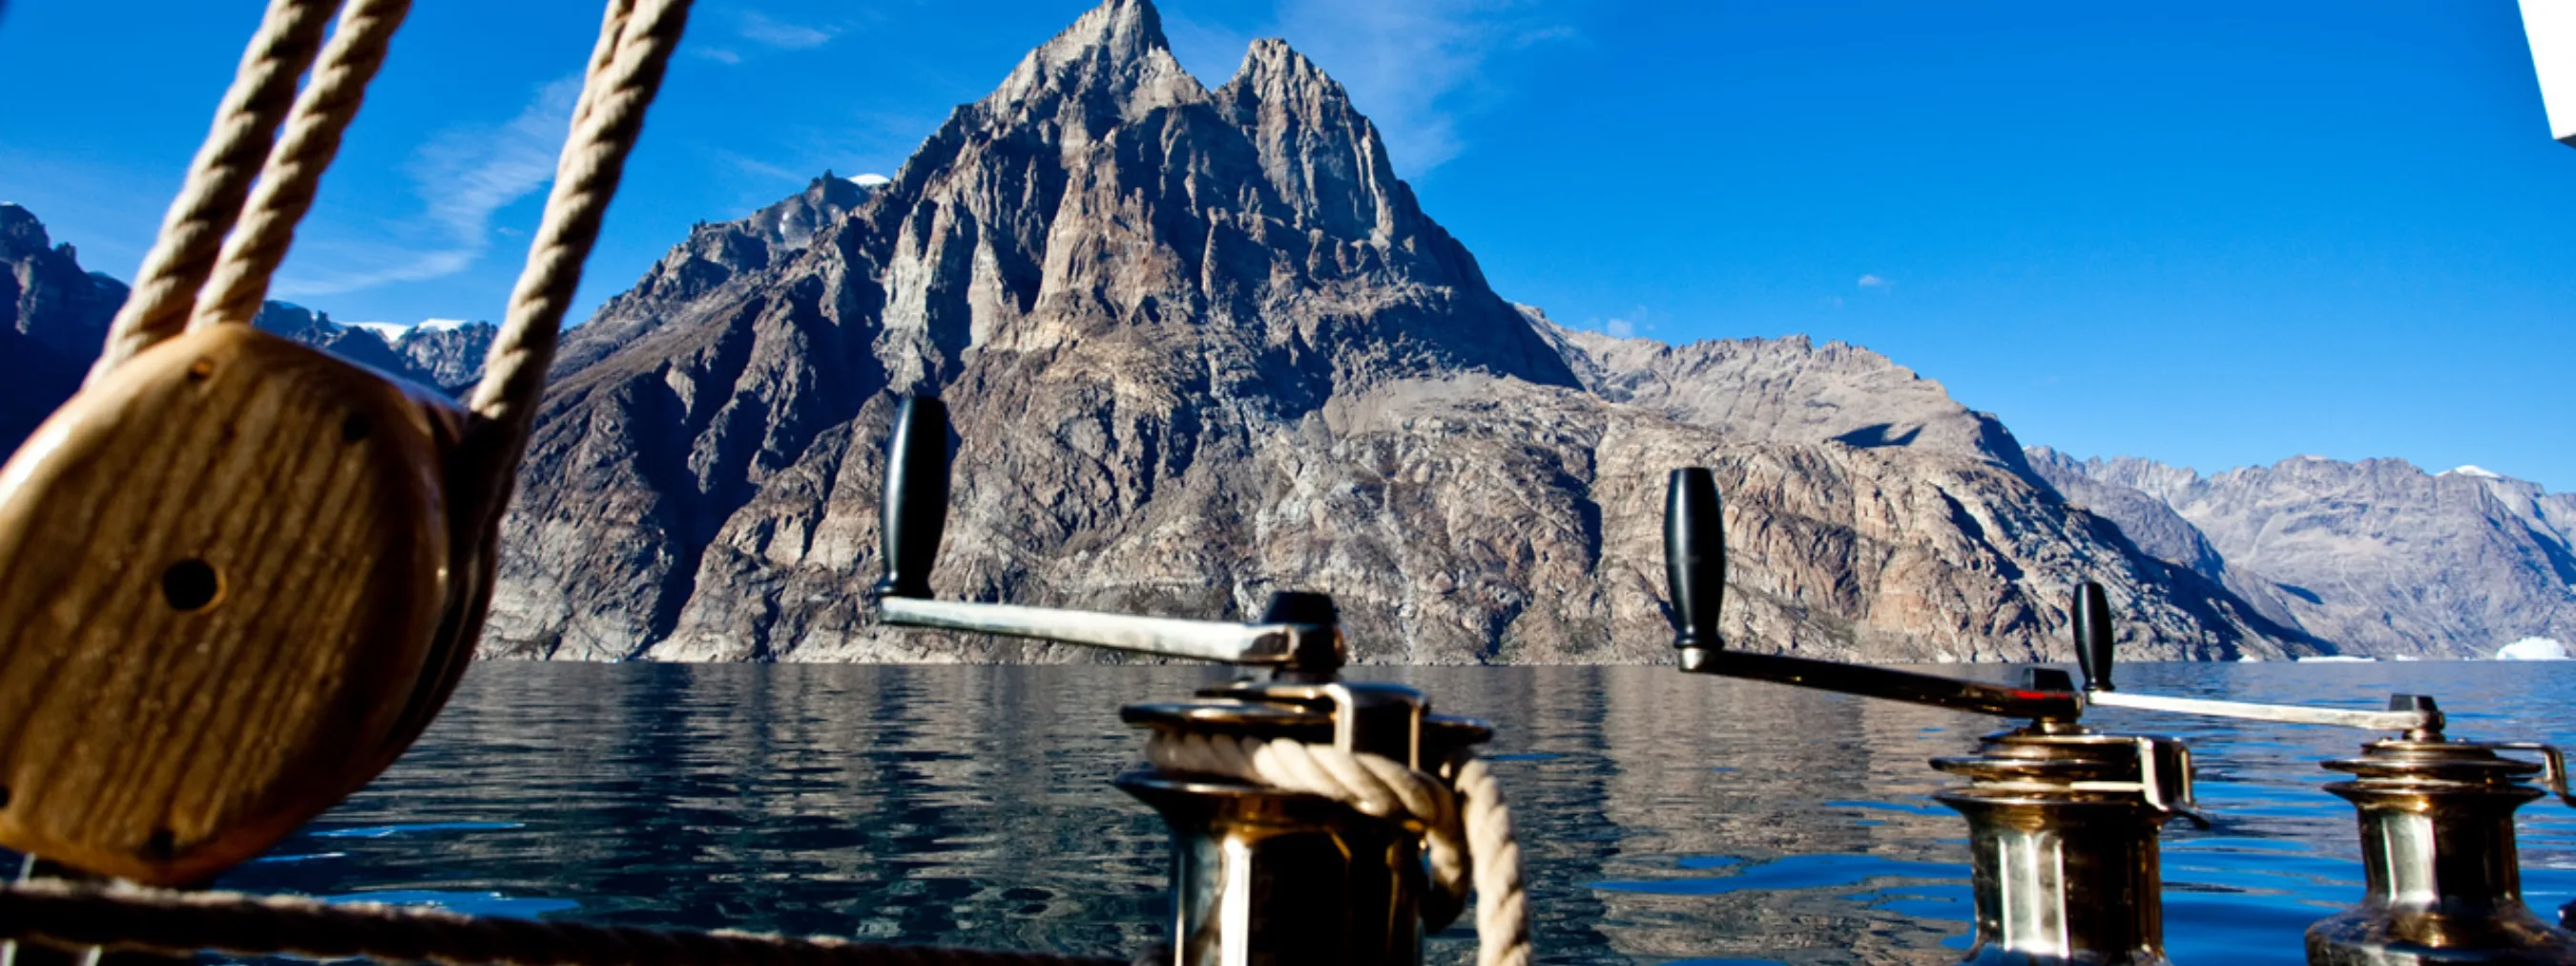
0, 878, 1123, 966
458, 0, 690, 517
86, 0, 341, 383
1143, 733, 1533, 966
188, 0, 416, 331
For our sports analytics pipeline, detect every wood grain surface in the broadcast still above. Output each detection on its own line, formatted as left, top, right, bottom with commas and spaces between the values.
0, 326, 455, 884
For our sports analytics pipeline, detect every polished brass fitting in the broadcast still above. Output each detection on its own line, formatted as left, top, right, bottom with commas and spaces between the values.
1934, 726, 2202, 966
2306, 737, 2576, 965
1117, 680, 1491, 966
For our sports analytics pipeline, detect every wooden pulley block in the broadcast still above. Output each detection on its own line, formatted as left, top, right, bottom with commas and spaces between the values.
0, 324, 472, 885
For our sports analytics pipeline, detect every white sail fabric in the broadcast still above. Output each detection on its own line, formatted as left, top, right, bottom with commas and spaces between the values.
2524, 0, 2576, 145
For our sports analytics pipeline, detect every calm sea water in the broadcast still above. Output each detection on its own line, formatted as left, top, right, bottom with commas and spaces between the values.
211, 662, 2576, 966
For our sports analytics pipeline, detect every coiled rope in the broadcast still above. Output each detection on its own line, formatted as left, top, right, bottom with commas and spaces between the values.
0, 878, 1121, 966
1143, 734, 1533, 966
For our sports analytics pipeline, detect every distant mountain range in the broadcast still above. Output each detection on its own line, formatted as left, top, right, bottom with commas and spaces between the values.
2027, 450, 2574, 659
5, 0, 2565, 662
1, 201, 495, 411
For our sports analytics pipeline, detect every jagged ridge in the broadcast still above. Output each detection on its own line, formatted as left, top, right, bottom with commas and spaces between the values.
2030, 449, 2576, 658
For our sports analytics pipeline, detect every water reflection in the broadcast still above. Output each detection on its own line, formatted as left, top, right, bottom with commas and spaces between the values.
212, 662, 2574, 966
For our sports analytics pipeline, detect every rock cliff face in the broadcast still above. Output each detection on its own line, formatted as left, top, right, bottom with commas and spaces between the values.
480, 0, 2300, 664
250, 305, 494, 396
2029, 452, 2576, 658
1, 203, 122, 449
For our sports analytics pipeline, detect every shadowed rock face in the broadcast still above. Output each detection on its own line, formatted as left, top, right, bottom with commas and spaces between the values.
480, 0, 2296, 664
2033, 452, 2576, 659
0, 203, 121, 449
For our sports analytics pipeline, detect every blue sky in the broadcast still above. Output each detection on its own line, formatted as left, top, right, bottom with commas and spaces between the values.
1, 1, 2569, 489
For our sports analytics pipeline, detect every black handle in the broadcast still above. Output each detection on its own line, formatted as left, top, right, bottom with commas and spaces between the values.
2073, 580, 2115, 692
1665, 468, 1725, 649
1664, 466, 2080, 722
874, 395, 951, 598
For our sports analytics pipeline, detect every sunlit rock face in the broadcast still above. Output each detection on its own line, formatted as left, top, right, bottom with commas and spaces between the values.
479, 0, 2299, 663
2032, 451, 2576, 659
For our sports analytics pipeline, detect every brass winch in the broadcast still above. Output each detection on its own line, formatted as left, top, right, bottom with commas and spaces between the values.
2303, 715, 2576, 964
1118, 666, 1492, 965
2067, 588, 2576, 966
870, 396, 1501, 966
1931, 722, 2201, 966
1663, 468, 2202, 966
1662, 468, 2576, 966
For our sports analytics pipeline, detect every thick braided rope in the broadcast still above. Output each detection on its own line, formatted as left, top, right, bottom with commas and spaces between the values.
87, 0, 340, 383
0, 878, 1121, 966
460, 0, 686, 504
189, 0, 415, 331
1143, 732, 1533, 966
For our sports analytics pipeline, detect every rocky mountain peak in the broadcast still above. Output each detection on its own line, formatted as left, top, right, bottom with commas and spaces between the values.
980, 0, 1199, 124
1214, 38, 1406, 241
467, 2, 2307, 664
2, 204, 53, 260
3, 203, 126, 365
742, 171, 875, 251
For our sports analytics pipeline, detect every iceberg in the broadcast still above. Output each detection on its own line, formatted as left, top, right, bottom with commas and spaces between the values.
2497, 637, 2570, 661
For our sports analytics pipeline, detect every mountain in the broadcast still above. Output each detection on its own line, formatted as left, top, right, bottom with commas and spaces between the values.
479, 0, 2301, 664
250, 304, 494, 397
2, 203, 123, 447
2028, 451, 2576, 658
0, 200, 494, 455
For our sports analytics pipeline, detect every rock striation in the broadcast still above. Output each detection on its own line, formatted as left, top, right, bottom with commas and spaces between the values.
2029, 451, 2576, 658
479, 0, 2302, 664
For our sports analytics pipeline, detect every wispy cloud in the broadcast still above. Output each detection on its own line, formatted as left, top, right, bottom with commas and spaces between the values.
1858, 274, 1893, 288
1168, 0, 1582, 176
711, 148, 806, 184
689, 11, 839, 68
275, 77, 578, 298
738, 11, 838, 50
1592, 304, 1649, 338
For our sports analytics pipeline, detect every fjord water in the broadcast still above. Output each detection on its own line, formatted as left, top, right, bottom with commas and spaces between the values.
217, 662, 2576, 966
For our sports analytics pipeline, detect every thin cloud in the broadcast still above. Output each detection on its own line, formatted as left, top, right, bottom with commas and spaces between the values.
1594, 304, 1649, 338
1169, 0, 1581, 177
710, 148, 805, 184
276, 77, 578, 297
1858, 274, 1892, 288
738, 11, 838, 51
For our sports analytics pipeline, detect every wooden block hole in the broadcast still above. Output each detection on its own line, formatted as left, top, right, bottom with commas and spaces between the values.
159, 558, 221, 612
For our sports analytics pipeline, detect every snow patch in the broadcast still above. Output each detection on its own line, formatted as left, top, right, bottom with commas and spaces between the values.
344, 318, 482, 341
2498, 637, 2570, 661
2296, 655, 2376, 663
343, 322, 407, 343
2442, 465, 2503, 479
845, 173, 891, 187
